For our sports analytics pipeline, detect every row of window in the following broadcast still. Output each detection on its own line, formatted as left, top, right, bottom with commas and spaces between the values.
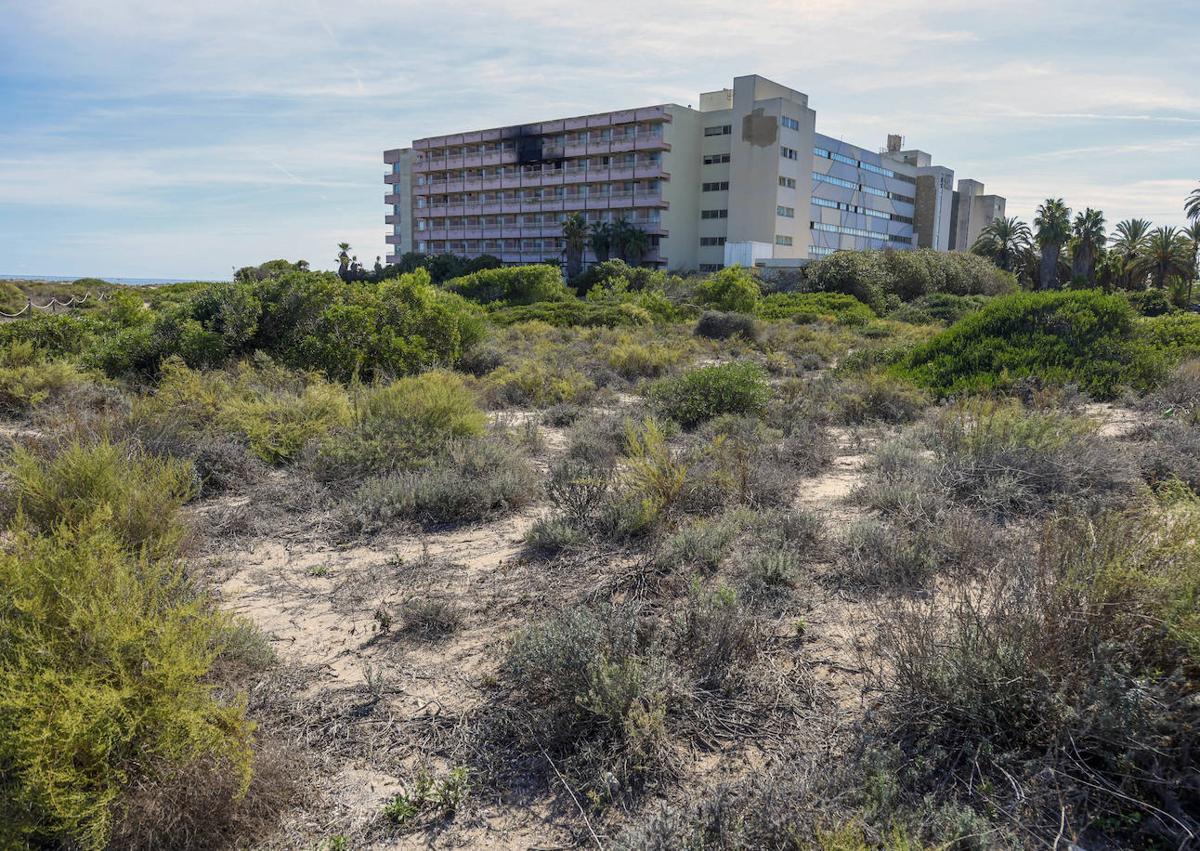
809, 245, 836, 257
812, 147, 917, 184
701, 209, 729, 219
418, 180, 663, 207
811, 221, 912, 245
777, 205, 795, 218
417, 238, 659, 256
416, 211, 661, 230
699, 263, 725, 272
812, 172, 915, 205
417, 124, 664, 159
812, 196, 914, 225
703, 153, 731, 165
700, 236, 727, 246
415, 154, 663, 182
704, 124, 732, 136
781, 116, 801, 131
703, 181, 730, 192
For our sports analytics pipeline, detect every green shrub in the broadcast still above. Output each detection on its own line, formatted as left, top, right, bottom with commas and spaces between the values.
887, 293, 990, 325
340, 438, 537, 533
1126, 289, 1175, 317
488, 298, 651, 328
898, 290, 1164, 399
481, 358, 595, 407
0, 340, 93, 416
1138, 311, 1200, 361
757, 291, 875, 325
694, 310, 759, 341
605, 338, 688, 379
0, 281, 25, 313
444, 264, 571, 305
131, 359, 352, 464
4, 439, 196, 554
0, 518, 254, 850
834, 371, 930, 424
647, 362, 769, 429
313, 371, 485, 479
693, 266, 761, 313
804, 251, 890, 312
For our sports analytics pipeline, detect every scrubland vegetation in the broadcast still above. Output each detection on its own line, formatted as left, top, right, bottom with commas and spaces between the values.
2, 247, 1199, 850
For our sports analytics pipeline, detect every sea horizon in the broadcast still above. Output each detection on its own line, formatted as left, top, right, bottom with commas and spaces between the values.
0, 273, 219, 286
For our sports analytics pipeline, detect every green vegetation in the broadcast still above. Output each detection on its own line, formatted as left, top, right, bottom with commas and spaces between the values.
757, 291, 875, 325
443, 264, 572, 305
647, 361, 769, 429
899, 290, 1165, 398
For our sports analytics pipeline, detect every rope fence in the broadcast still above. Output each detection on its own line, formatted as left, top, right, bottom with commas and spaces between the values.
0, 290, 108, 319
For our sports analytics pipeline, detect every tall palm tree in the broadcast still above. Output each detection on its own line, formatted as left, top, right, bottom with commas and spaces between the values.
611, 217, 636, 263
336, 242, 351, 280
589, 221, 613, 263
1033, 199, 1071, 290
1070, 207, 1106, 286
1183, 220, 1200, 307
970, 216, 1031, 273
1186, 183, 1200, 223
1110, 218, 1153, 290
624, 228, 651, 266
1137, 226, 1193, 290
561, 213, 588, 280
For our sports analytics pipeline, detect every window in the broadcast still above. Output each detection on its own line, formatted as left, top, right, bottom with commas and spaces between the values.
699, 263, 725, 272
779, 176, 796, 189
701, 209, 729, 219
777, 205, 795, 218
704, 124, 732, 136
703, 153, 731, 165
700, 236, 727, 246
810, 221, 909, 244
775, 235, 793, 246
809, 245, 835, 257
813, 147, 831, 159
781, 116, 800, 131
781, 146, 798, 160
811, 196, 914, 224
702, 181, 730, 192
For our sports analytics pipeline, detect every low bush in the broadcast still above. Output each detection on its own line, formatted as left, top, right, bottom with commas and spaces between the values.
605, 337, 689, 379
443, 264, 571, 305
0, 519, 255, 850
1126, 288, 1174, 316
499, 604, 672, 796
831, 371, 930, 425
130, 359, 352, 465
898, 290, 1164, 399
671, 583, 760, 693
693, 266, 760, 314
340, 438, 537, 533
488, 298, 652, 328
1137, 311, 1200, 361
887, 292, 990, 325
481, 357, 596, 407
312, 371, 486, 479
694, 310, 759, 341
0, 340, 94, 416
3, 439, 196, 554
647, 361, 769, 429
871, 501, 1200, 847
757, 291, 875, 325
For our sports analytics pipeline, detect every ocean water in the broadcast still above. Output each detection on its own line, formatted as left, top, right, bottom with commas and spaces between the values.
0, 274, 215, 286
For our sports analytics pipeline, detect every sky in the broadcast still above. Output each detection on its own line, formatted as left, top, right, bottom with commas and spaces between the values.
0, 0, 1197, 280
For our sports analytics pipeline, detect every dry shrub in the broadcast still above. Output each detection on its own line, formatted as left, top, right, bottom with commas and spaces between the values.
109, 742, 302, 851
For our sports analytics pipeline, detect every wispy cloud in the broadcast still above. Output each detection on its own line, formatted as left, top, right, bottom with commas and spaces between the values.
0, 0, 1197, 277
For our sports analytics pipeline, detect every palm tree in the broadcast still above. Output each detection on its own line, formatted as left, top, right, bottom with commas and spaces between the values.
1186, 183, 1200, 223
624, 228, 651, 266
1137, 226, 1193, 290
1070, 207, 1106, 286
589, 221, 613, 263
1183, 220, 1200, 307
1033, 199, 1071, 290
970, 216, 1031, 273
611, 217, 636, 263
1110, 218, 1153, 290
561, 213, 588, 280
336, 242, 351, 280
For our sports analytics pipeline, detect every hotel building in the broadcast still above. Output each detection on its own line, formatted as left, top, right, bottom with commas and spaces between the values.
383, 75, 1005, 271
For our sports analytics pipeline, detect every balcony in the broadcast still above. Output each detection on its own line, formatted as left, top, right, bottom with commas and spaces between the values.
385, 214, 400, 225
385, 234, 404, 245
384, 193, 402, 205
384, 173, 404, 184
